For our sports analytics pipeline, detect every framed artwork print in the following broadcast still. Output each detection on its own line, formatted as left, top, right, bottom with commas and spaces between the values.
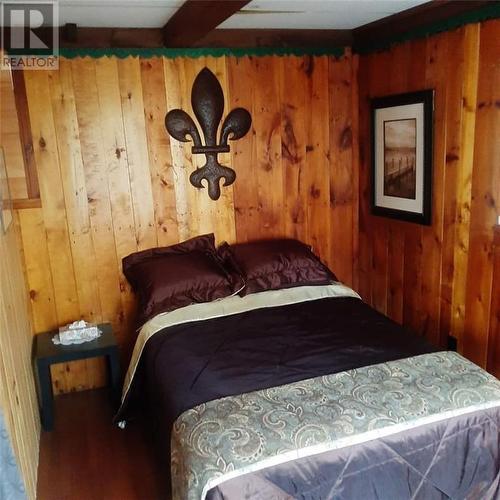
0, 147, 13, 233
371, 90, 434, 225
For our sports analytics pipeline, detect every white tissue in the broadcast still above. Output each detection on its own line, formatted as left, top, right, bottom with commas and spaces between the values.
53, 321, 102, 345
68, 320, 87, 330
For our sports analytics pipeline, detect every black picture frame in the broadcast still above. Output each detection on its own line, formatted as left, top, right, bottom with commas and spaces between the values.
371, 90, 434, 225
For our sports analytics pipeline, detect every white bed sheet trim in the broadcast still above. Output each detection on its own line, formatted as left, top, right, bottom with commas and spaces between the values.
120, 283, 361, 404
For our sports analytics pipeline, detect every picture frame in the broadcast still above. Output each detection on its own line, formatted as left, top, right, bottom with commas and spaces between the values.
371, 90, 434, 225
0, 147, 13, 233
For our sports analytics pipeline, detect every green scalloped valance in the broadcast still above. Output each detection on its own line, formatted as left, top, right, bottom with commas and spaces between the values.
59, 46, 346, 59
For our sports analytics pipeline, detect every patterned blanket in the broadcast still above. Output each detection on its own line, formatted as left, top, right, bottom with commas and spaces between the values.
171, 351, 500, 500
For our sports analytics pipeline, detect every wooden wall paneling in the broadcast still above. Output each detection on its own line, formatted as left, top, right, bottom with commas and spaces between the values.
70, 58, 124, 354
371, 222, 389, 315
279, 56, 308, 244
140, 57, 179, 247
357, 53, 372, 303
213, 55, 237, 244
385, 43, 411, 324
23, 69, 79, 324
305, 56, 331, 265
367, 49, 391, 315
95, 58, 143, 350
487, 227, 500, 377
358, 20, 500, 369
402, 214, 423, 333
439, 28, 466, 346
450, 23, 480, 350
386, 221, 405, 323
94, 56, 138, 353
0, 70, 28, 200
329, 53, 355, 285
0, 68, 41, 490
117, 57, 157, 251
94, 56, 136, 261
49, 59, 106, 388
253, 56, 285, 239
401, 38, 427, 335
23, 69, 83, 394
228, 56, 260, 242
9, 70, 39, 200
3, 226, 39, 450
463, 20, 500, 367
350, 54, 360, 292
421, 33, 448, 346
163, 57, 191, 241
18, 209, 58, 332
0, 222, 40, 498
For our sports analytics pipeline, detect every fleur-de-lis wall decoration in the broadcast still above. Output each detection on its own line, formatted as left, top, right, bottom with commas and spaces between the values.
165, 67, 252, 200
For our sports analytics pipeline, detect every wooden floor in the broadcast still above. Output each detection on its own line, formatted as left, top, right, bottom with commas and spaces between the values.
37, 389, 169, 500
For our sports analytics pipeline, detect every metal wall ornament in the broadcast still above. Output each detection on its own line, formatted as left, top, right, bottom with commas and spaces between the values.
165, 67, 252, 200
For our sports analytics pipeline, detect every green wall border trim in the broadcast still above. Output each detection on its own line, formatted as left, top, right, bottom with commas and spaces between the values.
355, 2, 500, 54
58, 45, 346, 59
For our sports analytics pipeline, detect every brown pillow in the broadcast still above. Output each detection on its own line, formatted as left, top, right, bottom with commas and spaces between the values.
123, 234, 244, 324
219, 239, 336, 296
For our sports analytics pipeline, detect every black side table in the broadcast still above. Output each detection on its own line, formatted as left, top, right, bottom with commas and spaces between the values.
33, 323, 120, 431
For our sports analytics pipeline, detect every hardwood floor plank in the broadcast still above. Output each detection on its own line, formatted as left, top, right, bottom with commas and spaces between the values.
37, 390, 168, 500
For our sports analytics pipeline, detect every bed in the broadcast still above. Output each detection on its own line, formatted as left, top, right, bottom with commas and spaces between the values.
116, 236, 500, 500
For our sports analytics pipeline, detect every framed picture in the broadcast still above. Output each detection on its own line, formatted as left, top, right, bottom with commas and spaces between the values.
0, 147, 13, 233
371, 90, 434, 225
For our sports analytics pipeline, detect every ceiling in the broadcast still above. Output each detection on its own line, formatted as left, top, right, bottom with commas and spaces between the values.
57, 0, 184, 28
218, 0, 430, 30
50, 0, 430, 29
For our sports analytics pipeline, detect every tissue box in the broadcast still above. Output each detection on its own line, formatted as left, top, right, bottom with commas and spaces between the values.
56, 320, 101, 344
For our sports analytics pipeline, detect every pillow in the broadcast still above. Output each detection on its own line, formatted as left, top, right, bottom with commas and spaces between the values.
123, 233, 215, 271
123, 234, 244, 324
219, 239, 336, 296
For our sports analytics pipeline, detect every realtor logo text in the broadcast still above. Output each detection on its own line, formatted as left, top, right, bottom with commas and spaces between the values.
1, 1, 59, 70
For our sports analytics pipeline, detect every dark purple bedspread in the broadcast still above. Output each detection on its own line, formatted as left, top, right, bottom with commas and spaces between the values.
118, 296, 433, 441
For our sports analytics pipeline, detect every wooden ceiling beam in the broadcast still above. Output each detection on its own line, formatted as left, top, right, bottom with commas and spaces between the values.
52, 27, 351, 50
162, 0, 251, 47
353, 0, 495, 51
194, 29, 353, 49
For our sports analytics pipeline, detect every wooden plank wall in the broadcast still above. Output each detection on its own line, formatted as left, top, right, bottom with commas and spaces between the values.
0, 64, 40, 500
487, 226, 500, 378
1, 68, 28, 199
15, 52, 359, 393
358, 19, 500, 369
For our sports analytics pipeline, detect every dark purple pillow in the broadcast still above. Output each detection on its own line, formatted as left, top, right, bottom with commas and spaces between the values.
123, 234, 244, 324
123, 233, 215, 272
219, 239, 336, 296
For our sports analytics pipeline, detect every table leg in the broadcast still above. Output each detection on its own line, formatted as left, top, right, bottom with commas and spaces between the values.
37, 360, 54, 431
107, 348, 121, 407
